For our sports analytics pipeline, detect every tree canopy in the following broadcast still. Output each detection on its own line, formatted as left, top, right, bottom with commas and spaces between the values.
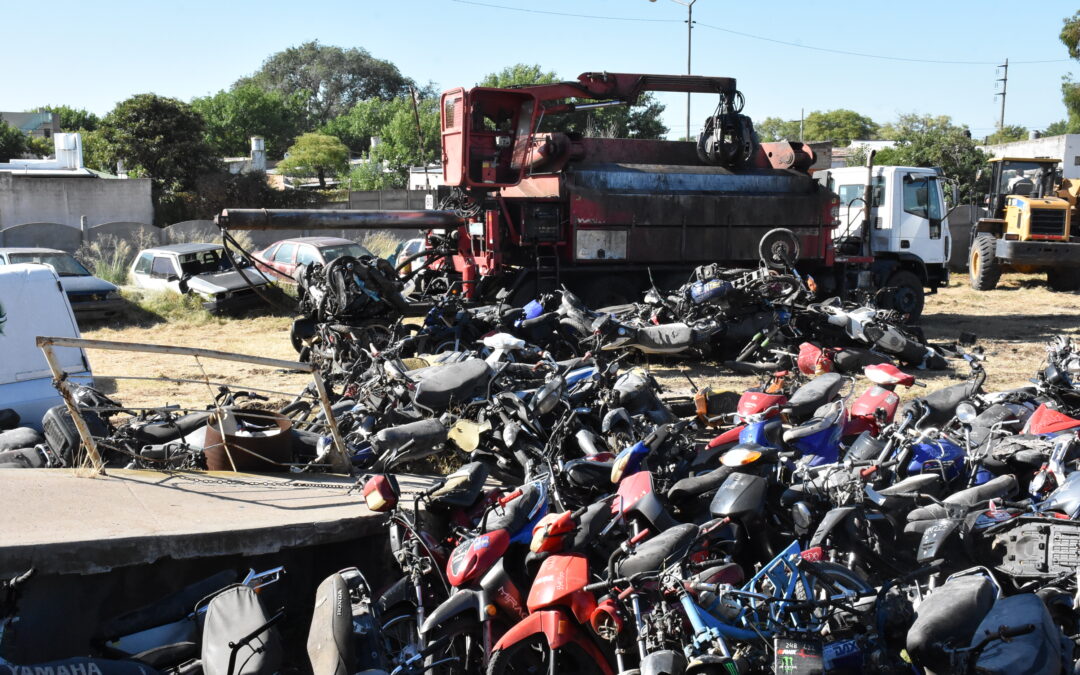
191, 84, 306, 158
238, 41, 411, 126
277, 133, 350, 188
1059, 12, 1080, 133
32, 105, 99, 132
872, 114, 987, 199
757, 109, 877, 146
96, 94, 219, 214
985, 124, 1028, 144
0, 121, 27, 161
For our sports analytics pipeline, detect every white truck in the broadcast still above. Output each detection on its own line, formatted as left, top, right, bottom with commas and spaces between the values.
0, 264, 93, 430
823, 163, 953, 317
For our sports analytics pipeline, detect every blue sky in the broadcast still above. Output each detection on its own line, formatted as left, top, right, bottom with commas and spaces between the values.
4, 0, 1077, 140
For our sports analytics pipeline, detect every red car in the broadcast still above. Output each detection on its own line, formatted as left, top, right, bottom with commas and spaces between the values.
253, 237, 373, 282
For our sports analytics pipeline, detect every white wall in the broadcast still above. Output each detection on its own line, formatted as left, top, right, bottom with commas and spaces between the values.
980, 135, 1080, 179
0, 173, 153, 230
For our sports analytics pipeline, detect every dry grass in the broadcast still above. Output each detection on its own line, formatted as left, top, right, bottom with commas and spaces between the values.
81, 272, 1080, 413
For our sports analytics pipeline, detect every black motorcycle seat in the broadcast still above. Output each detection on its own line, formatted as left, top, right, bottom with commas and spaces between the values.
134, 412, 212, 445
782, 400, 845, 442
902, 379, 981, 427
372, 419, 447, 455
635, 324, 693, 351
971, 593, 1063, 675
306, 573, 354, 675
565, 458, 616, 488
667, 465, 736, 505
618, 523, 699, 579
906, 474, 1018, 522
784, 373, 846, 423
410, 359, 493, 410
877, 473, 944, 497
428, 461, 490, 510
906, 574, 996, 673
486, 482, 543, 535
560, 290, 592, 316
832, 347, 892, 373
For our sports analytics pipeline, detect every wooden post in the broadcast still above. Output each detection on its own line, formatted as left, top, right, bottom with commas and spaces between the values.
38, 341, 105, 474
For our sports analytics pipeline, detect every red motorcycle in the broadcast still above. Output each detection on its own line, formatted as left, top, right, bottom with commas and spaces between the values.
842, 363, 922, 439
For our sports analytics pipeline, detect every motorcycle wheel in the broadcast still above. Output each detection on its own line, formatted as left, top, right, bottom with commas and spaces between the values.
380, 603, 423, 672
424, 615, 485, 674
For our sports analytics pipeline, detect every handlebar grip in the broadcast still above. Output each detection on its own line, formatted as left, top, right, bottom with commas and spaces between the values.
629, 528, 651, 545
421, 478, 448, 499
498, 488, 523, 507
584, 581, 610, 593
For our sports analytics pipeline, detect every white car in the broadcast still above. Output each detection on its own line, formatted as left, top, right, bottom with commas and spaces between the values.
130, 243, 273, 312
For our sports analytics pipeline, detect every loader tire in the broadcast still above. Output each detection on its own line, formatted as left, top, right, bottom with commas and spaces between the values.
1047, 267, 1080, 292
969, 234, 1001, 291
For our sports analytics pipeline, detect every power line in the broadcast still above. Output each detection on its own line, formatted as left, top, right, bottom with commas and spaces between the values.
449, 0, 681, 22
449, 0, 1069, 66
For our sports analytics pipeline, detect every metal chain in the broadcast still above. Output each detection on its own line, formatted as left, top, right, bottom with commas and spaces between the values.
162, 471, 361, 492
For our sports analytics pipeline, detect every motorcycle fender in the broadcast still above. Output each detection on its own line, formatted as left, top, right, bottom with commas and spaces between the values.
917, 518, 962, 563
480, 558, 528, 621
376, 575, 418, 614
808, 506, 857, 549
641, 649, 688, 675
419, 588, 483, 635
492, 609, 614, 675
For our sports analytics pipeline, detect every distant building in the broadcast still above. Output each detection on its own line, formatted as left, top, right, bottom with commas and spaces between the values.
979, 134, 1080, 180
223, 136, 269, 175
0, 111, 60, 139
831, 140, 896, 168
408, 164, 443, 190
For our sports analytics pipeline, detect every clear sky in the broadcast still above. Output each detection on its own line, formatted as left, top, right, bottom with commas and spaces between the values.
3, 0, 1077, 140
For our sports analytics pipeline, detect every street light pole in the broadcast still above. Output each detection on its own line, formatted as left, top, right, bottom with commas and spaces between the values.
650, 0, 697, 140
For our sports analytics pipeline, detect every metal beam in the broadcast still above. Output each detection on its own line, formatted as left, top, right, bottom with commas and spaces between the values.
215, 209, 465, 231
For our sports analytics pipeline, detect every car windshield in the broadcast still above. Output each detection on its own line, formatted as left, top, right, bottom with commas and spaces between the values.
9, 252, 91, 277
321, 243, 372, 262
177, 249, 233, 276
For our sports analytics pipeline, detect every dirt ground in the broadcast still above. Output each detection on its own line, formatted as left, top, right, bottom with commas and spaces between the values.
81, 272, 1080, 412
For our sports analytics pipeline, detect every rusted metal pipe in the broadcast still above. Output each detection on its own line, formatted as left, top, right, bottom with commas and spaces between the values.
215, 209, 465, 231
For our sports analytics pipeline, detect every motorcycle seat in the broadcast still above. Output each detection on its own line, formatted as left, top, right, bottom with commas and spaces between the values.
133, 411, 212, 445
635, 324, 694, 352
906, 474, 1018, 522
784, 373, 846, 423
486, 482, 543, 535
902, 379, 981, 427
782, 400, 844, 443
564, 457, 616, 487
410, 359, 493, 410
306, 573, 355, 675
617, 523, 699, 579
428, 461, 490, 510
371, 419, 447, 458
667, 465, 736, 505
877, 473, 944, 497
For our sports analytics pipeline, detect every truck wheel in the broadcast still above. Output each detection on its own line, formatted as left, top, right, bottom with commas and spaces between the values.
884, 270, 924, 319
969, 234, 1001, 291
1047, 267, 1080, 292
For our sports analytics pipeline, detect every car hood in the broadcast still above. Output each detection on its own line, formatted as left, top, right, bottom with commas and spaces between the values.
187, 270, 270, 295
59, 275, 118, 294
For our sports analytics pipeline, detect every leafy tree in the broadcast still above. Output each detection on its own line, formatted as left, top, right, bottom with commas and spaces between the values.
26, 135, 53, 157
985, 125, 1028, 144
873, 113, 988, 199
478, 63, 668, 140
0, 121, 27, 161
238, 41, 411, 126
1045, 119, 1073, 135
97, 94, 219, 217
277, 132, 350, 188
191, 84, 306, 158
32, 105, 99, 132
756, 117, 802, 142
322, 83, 439, 154
347, 156, 403, 190
1059, 13, 1080, 133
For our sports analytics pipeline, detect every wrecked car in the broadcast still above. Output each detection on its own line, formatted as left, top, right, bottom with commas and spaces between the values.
129, 243, 273, 313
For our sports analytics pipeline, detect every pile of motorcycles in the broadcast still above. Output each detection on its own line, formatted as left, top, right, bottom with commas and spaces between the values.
6, 253, 1080, 674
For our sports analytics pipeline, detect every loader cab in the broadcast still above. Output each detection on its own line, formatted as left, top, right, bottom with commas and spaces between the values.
829, 165, 951, 270
985, 157, 1061, 219
440, 87, 539, 189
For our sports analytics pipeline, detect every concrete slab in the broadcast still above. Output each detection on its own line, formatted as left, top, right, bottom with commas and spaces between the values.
0, 468, 439, 577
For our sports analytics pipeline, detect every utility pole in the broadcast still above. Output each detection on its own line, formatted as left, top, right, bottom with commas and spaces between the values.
996, 58, 1009, 130
651, 0, 696, 140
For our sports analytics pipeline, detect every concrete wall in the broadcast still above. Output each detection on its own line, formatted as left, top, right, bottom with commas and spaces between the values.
0, 172, 153, 231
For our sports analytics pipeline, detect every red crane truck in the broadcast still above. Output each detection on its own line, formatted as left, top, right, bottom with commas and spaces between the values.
217, 72, 937, 315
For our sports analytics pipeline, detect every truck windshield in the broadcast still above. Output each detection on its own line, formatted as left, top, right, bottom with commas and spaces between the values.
9, 252, 91, 277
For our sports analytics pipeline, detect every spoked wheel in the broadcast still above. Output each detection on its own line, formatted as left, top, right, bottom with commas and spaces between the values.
487, 636, 550, 674
424, 616, 484, 674
380, 603, 422, 673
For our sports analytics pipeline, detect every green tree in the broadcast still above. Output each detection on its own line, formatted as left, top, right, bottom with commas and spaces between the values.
238, 41, 411, 126
97, 94, 219, 216
277, 132, 350, 188
1045, 119, 1073, 135
985, 125, 1028, 144
478, 63, 668, 139
874, 113, 987, 199
756, 117, 802, 142
32, 105, 99, 132
1059, 13, 1080, 132
802, 109, 878, 146
26, 135, 53, 157
0, 121, 27, 161
191, 84, 306, 158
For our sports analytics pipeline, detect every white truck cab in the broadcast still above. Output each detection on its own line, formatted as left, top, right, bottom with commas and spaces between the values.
0, 264, 92, 430
825, 165, 952, 315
